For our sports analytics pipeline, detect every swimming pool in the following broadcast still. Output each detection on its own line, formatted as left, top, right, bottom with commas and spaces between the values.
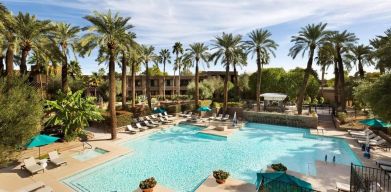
72, 148, 108, 162
62, 122, 361, 192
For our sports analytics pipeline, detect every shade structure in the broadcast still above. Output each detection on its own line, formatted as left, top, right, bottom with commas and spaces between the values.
359, 118, 391, 128
256, 171, 312, 191
197, 106, 211, 112
26, 134, 60, 157
260, 93, 287, 101
153, 108, 166, 114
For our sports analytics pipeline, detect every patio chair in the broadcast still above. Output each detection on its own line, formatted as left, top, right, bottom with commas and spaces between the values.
48, 151, 67, 166
16, 181, 53, 192
138, 117, 145, 122
22, 157, 44, 175
150, 114, 159, 120
163, 111, 174, 118
350, 129, 373, 136
135, 123, 146, 131
143, 121, 158, 128
215, 114, 223, 121
145, 116, 160, 125
370, 139, 387, 146
126, 125, 137, 134
376, 159, 391, 167
336, 182, 350, 192
352, 132, 376, 139
209, 113, 216, 120
380, 165, 391, 172
159, 117, 173, 124
179, 111, 188, 117
357, 136, 382, 144
221, 114, 230, 121
184, 112, 192, 118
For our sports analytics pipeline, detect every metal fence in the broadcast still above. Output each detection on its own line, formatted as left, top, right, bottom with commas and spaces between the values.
351, 163, 391, 192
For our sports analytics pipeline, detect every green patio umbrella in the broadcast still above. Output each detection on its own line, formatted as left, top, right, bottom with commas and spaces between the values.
153, 108, 166, 114
26, 134, 60, 157
256, 171, 313, 191
197, 106, 211, 112
359, 118, 391, 128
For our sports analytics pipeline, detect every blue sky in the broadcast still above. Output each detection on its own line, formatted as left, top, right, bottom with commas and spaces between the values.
3, 0, 391, 79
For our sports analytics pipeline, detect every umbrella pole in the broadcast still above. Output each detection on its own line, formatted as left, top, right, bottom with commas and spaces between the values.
39, 147, 41, 159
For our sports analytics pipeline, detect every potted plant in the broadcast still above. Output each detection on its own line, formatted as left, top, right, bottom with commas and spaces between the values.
213, 170, 230, 184
139, 177, 157, 192
271, 163, 287, 172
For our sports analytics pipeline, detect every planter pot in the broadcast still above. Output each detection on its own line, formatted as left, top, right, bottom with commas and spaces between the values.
141, 188, 154, 192
215, 179, 226, 184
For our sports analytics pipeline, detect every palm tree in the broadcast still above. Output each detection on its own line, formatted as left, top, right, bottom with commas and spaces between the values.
326, 30, 358, 111
316, 44, 335, 96
1, 10, 17, 76
89, 69, 105, 97
140, 45, 157, 110
246, 29, 278, 111
158, 49, 171, 100
231, 46, 247, 101
349, 44, 373, 79
172, 42, 183, 96
185, 43, 209, 108
289, 23, 329, 114
119, 33, 136, 109
210, 33, 243, 113
49, 23, 80, 92
129, 47, 142, 108
370, 29, 391, 74
14, 12, 52, 75
80, 10, 133, 140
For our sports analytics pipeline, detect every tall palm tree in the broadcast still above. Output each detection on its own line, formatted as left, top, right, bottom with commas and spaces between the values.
246, 29, 278, 111
158, 49, 171, 100
140, 45, 157, 110
185, 43, 209, 108
49, 23, 80, 92
14, 12, 52, 75
129, 47, 142, 108
370, 29, 391, 74
89, 70, 105, 97
172, 42, 183, 96
1, 10, 18, 76
231, 46, 247, 101
348, 44, 373, 78
289, 23, 329, 114
326, 30, 358, 111
210, 33, 243, 113
316, 44, 335, 96
118, 32, 136, 109
79, 10, 133, 140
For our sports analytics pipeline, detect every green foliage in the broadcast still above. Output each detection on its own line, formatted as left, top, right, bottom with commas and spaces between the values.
115, 111, 133, 128
353, 80, 372, 110
213, 170, 230, 180
354, 74, 391, 121
238, 73, 251, 98
0, 77, 43, 166
211, 102, 221, 108
180, 68, 193, 76
199, 100, 212, 107
142, 64, 167, 76
271, 163, 287, 171
187, 81, 213, 100
139, 177, 157, 189
337, 112, 348, 124
45, 90, 103, 141
227, 102, 243, 107
165, 104, 181, 114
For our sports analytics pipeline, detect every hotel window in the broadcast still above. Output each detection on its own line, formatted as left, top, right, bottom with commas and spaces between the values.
150, 80, 155, 87
180, 80, 189, 86
165, 80, 171, 86
135, 80, 141, 86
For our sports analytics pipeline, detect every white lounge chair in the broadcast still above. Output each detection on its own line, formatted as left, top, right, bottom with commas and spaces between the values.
17, 181, 53, 192
381, 165, 391, 172
135, 123, 146, 131
357, 136, 382, 144
48, 151, 67, 166
184, 112, 192, 118
145, 116, 160, 125
215, 114, 223, 121
209, 113, 217, 120
163, 112, 174, 118
376, 159, 391, 167
144, 121, 158, 128
22, 157, 44, 175
370, 139, 387, 146
336, 182, 350, 192
221, 114, 230, 121
179, 111, 188, 117
352, 132, 376, 139
350, 129, 372, 136
126, 125, 137, 134
159, 117, 172, 124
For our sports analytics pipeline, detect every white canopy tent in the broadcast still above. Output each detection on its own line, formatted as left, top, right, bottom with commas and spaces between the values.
260, 93, 287, 101
260, 93, 287, 112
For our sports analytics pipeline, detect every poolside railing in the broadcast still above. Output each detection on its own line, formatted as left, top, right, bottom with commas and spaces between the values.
351, 163, 391, 192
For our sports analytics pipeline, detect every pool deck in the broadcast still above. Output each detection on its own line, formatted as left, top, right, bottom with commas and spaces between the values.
1, 114, 391, 191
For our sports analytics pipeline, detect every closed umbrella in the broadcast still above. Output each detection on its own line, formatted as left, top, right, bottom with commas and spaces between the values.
26, 134, 60, 157
232, 112, 237, 126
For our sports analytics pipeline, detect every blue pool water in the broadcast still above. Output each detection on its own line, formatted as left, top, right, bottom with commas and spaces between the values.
62, 123, 361, 192
72, 148, 108, 162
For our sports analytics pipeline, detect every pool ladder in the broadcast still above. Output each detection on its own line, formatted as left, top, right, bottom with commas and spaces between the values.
83, 141, 93, 150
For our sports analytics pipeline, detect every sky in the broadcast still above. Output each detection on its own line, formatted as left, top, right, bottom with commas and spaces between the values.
3, 0, 391, 79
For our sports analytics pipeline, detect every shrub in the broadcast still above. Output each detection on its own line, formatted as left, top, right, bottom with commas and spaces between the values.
181, 103, 195, 112
337, 112, 348, 124
45, 90, 103, 141
166, 104, 181, 114
211, 102, 221, 108
139, 177, 157, 189
271, 163, 287, 171
213, 170, 230, 180
116, 111, 133, 127
0, 77, 43, 166
199, 100, 212, 107
227, 102, 243, 107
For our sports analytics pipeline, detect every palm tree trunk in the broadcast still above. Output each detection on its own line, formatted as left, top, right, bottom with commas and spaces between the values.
178, 66, 181, 96
20, 49, 29, 75
337, 48, 346, 111
172, 70, 175, 98
233, 63, 239, 101
39, 73, 44, 99
121, 55, 127, 109
0, 56, 4, 76
378, 64, 385, 75
145, 62, 152, 110
296, 47, 315, 115
131, 61, 136, 108
320, 65, 325, 96
108, 47, 117, 140
195, 59, 199, 108
5, 43, 14, 76
358, 59, 364, 79
256, 49, 261, 112
223, 62, 230, 114
334, 60, 339, 108
163, 62, 166, 100
61, 49, 69, 92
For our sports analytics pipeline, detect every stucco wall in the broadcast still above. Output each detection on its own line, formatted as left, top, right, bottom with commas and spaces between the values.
243, 111, 318, 129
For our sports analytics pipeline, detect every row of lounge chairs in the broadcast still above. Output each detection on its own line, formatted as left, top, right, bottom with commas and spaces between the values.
209, 113, 230, 121
125, 112, 175, 134
349, 129, 388, 146
21, 151, 66, 176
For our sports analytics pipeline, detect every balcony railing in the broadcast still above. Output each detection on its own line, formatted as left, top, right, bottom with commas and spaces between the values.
351, 163, 391, 192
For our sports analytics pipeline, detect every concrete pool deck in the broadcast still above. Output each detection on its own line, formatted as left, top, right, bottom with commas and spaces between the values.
1, 115, 391, 191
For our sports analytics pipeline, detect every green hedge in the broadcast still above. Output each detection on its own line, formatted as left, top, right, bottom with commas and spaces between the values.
166, 104, 181, 114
